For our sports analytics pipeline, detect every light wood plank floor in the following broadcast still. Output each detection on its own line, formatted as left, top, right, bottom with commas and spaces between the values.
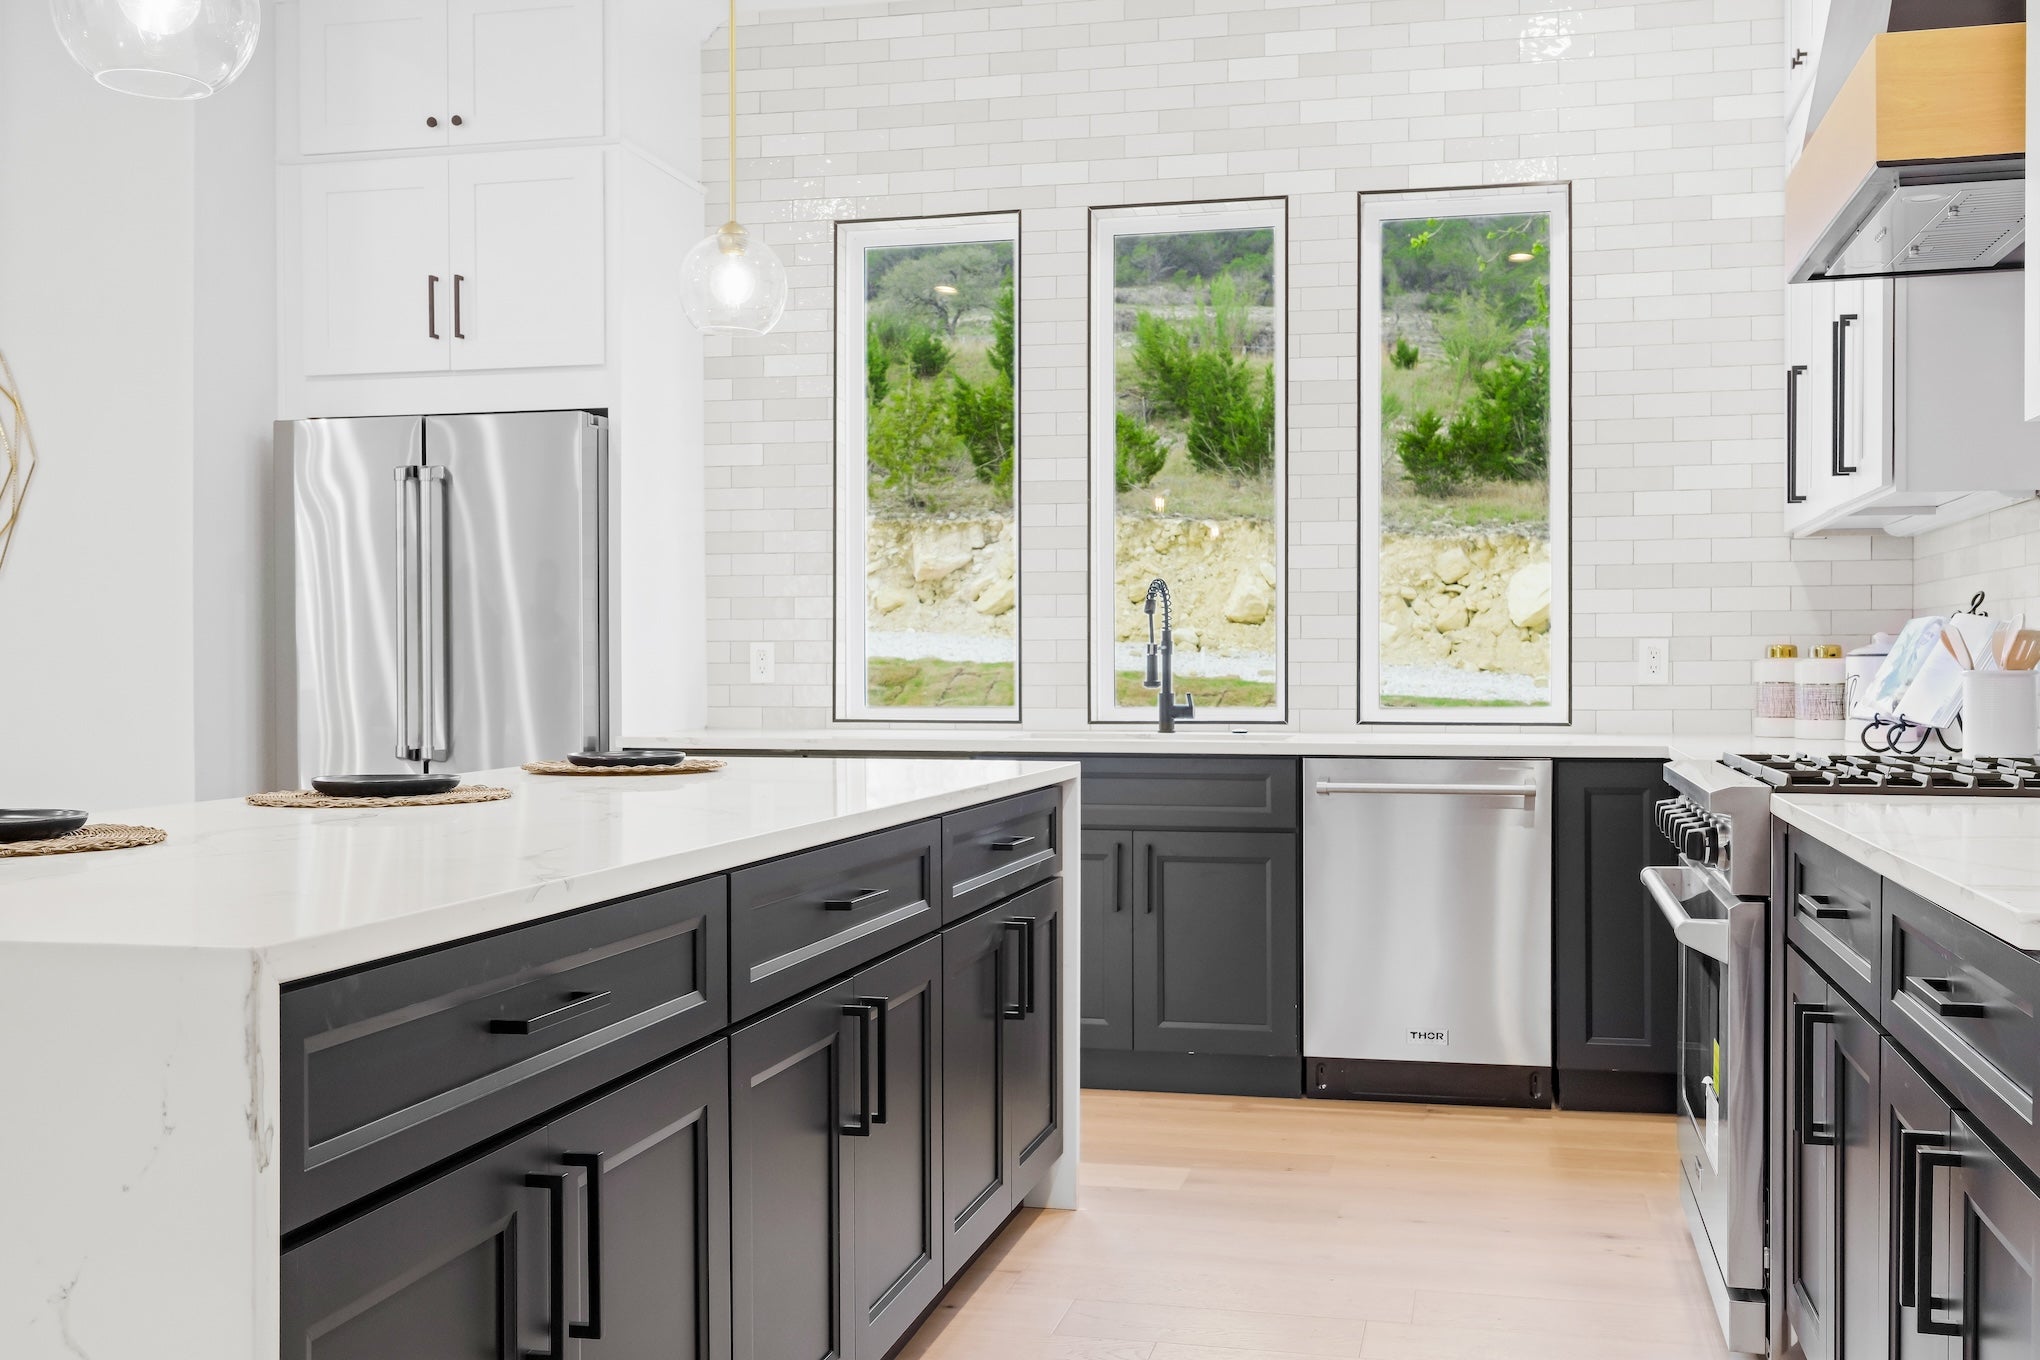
901, 1089, 1728, 1360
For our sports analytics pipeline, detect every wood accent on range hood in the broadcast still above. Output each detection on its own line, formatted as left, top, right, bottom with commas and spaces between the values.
1786, 23, 2024, 282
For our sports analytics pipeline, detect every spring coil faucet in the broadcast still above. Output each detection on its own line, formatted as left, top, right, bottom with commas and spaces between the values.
1142, 578, 1196, 733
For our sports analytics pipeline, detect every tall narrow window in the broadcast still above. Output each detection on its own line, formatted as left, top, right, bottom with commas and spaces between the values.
1359, 186, 1570, 723
1089, 199, 1286, 722
835, 212, 1021, 720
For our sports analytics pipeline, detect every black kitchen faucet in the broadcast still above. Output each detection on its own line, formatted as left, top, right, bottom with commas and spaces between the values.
1142, 578, 1196, 733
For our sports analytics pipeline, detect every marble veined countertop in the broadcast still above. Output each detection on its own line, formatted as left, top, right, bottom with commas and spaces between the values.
1774, 794, 2040, 952
0, 756, 1077, 981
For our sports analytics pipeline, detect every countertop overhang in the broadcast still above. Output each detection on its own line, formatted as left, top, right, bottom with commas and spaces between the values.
0, 756, 1079, 981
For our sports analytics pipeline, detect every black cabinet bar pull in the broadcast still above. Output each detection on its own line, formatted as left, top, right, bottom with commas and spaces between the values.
840, 1001, 879, 1136
824, 887, 888, 912
523, 1172, 569, 1359
428, 274, 440, 339
1914, 1144, 1964, 1337
1145, 843, 1157, 914
1004, 916, 1037, 1016
490, 990, 611, 1035
1793, 1004, 1839, 1147
1785, 364, 1807, 504
1113, 839, 1125, 912
453, 273, 465, 339
999, 920, 1029, 1020
852, 995, 890, 1125
1832, 312, 1857, 476
561, 1153, 603, 1340
1895, 1128, 1948, 1308
988, 834, 1036, 851
1903, 974, 1990, 1020
1796, 891, 1854, 921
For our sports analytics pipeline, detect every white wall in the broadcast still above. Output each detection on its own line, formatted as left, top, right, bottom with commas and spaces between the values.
698, 0, 1918, 734
0, 8, 200, 810
194, 29, 281, 798
1914, 499, 2040, 625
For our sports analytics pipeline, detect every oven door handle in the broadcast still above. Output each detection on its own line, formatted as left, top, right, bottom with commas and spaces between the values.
1640, 866, 1730, 963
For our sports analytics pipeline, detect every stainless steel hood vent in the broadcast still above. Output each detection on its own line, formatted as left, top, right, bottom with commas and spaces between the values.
1821, 170, 2024, 277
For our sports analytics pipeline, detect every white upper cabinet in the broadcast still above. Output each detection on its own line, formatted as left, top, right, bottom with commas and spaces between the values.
299, 0, 449, 155
447, 149, 605, 370
448, 0, 604, 148
301, 158, 453, 376
297, 0, 603, 156
298, 148, 603, 377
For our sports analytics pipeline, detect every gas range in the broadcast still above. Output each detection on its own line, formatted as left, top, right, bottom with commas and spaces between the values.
1722, 752, 2040, 795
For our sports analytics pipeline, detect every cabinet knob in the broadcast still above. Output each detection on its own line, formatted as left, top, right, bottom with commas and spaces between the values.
451, 115, 464, 126
426, 116, 438, 127
1791, 49, 1806, 68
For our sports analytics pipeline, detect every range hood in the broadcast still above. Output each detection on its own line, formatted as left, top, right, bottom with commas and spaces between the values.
1786, 23, 2025, 282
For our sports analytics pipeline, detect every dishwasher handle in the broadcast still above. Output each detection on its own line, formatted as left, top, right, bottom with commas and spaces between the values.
1313, 780, 1537, 801
1640, 865, 1730, 963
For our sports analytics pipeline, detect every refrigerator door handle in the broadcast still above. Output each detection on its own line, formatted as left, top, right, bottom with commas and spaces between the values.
392, 467, 422, 762
421, 465, 450, 764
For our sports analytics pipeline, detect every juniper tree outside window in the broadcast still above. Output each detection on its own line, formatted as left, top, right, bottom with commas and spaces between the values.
834, 213, 1021, 720
1088, 199, 1287, 722
1359, 185, 1571, 723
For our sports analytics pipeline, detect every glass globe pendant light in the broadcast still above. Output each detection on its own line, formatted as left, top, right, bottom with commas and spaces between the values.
50, 0, 260, 100
681, 0, 787, 336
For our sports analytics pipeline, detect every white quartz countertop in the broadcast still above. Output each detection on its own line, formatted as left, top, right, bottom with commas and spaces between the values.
0, 757, 1077, 981
642, 726, 1831, 763
1774, 794, 2040, 952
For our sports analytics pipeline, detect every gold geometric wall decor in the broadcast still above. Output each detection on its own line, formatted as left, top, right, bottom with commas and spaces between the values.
0, 350, 36, 576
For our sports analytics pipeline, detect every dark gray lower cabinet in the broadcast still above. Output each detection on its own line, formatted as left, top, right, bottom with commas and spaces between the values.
941, 881, 1062, 1275
1551, 759, 1676, 1111
1940, 1111, 2040, 1357
1079, 829, 1133, 1051
1134, 830, 1297, 1057
1885, 1039, 1954, 1360
282, 1039, 731, 1360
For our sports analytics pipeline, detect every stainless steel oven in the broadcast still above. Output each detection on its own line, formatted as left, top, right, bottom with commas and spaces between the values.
1644, 761, 1772, 1358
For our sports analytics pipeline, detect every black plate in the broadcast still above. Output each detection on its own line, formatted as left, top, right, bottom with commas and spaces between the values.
568, 748, 689, 768
0, 809, 89, 843
310, 774, 461, 798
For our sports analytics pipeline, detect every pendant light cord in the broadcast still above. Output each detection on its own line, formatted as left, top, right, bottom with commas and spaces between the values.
727, 0, 738, 227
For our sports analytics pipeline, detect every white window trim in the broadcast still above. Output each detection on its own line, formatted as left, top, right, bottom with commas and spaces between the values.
1088, 199, 1289, 724
833, 211, 1023, 722
1358, 185, 1572, 725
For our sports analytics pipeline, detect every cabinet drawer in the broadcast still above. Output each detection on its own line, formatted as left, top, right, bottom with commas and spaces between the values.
729, 819, 941, 1020
1883, 881, 2040, 1170
943, 787, 1062, 921
1079, 757, 1299, 831
281, 876, 727, 1234
1785, 828, 1879, 1007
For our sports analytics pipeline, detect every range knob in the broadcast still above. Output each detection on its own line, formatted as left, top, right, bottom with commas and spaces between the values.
1682, 821, 1719, 865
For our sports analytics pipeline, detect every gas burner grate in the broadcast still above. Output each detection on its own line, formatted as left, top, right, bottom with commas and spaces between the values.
1723, 752, 2040, 796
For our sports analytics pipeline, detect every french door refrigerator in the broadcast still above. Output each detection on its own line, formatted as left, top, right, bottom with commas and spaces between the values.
283, 410, 612, 785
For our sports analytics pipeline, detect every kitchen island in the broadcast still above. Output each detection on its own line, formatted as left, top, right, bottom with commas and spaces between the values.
0, 756, 1079, 1360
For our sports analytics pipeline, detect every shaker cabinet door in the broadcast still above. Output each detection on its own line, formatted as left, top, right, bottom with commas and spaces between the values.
730, 984, 857, 1360
447, 0, 605, 147
1939, 1113, 2040, 1360
848, 938, 945, 1360
1132, 830, 1298, 1058
299, 158, 452, 377
1882, 1040, 1955, 1360
540, 1042, 732, 1360
447, 148, 607, 371
1079, 829, 1133, 1051
940, 907, 1012, 1273
298, 0, 450, 155
1003, 881, 1063, 1203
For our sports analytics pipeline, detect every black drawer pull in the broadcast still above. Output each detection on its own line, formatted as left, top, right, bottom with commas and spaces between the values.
490, 990, 612, 1036
1904, 974, 1989, 1020
851, 995, 891, 1125
840, 1000, 880, 1137
561, 1153, 603, 1340
1913, 1144, 1964, 1337
523, 1171, 570, 1359
823, 887, 889, 912
1794, 1003, 1840, 1147
1896, 1128, 1948, 1308
988, 835, 1036, 851
1000, 919, 1031, 1020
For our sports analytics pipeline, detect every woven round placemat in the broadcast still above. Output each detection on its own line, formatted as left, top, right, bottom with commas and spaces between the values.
523, 757, 726, 777
0, 824, 167, 858
246, 786, 513, 809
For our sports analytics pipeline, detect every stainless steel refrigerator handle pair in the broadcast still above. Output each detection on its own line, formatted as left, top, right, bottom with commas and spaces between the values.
393, 465, 450, 765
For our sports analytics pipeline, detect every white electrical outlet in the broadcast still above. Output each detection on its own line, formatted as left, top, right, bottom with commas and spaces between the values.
749, 642, 775, 684
1638, 639, 1670, 685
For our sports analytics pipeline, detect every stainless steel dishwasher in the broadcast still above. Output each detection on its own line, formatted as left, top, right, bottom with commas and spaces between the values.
1303, 757, 1554, 1106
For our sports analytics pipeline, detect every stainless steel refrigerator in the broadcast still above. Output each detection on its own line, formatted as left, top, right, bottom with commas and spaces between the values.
280, 410, 613, 785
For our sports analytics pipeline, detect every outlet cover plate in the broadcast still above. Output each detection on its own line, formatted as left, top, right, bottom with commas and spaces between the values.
1638, 638, 1669, 686
749, 643, 775, 684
